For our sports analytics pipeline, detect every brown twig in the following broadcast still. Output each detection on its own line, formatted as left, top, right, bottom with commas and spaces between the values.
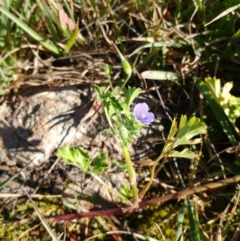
49, 174, 240, 222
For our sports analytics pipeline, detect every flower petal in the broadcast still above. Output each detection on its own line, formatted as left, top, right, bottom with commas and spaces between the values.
134, 103, 148, 115
133, 102, 154, 124
143, 112, 155, 124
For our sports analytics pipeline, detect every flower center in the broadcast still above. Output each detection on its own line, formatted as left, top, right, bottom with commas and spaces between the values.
141, 113, 146, 118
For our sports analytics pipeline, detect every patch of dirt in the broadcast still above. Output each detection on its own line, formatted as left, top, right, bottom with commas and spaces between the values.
0, 78, 164, 208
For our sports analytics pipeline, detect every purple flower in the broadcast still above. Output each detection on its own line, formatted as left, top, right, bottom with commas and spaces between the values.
133, 103, 154, 125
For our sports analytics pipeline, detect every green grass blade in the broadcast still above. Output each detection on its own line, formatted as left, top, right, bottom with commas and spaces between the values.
0, 164, 29, 189
62, 0, 74, 19
65, 26, 79, 53
175, 207, 184, 241
0, 6, 62, 54
129, 40, 187, 57
186, 197, 201, 241
23, 188, 60, 241
205, 3, 240, 27
0, 174, 18, 190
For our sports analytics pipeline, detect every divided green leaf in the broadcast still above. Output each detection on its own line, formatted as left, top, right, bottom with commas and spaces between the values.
169, 148, 198, 159
174, 115, 207, 147
123, 87, 142, 111
162, 115, 207, 159
92, 153, 108, 174
57, 146, 90, 173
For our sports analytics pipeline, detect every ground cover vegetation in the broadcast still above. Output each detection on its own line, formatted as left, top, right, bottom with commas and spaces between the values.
1, 0, 240, 240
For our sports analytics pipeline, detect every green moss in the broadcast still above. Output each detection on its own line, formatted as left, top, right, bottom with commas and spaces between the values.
125, 202, 181, 239
0, 220, 34, 241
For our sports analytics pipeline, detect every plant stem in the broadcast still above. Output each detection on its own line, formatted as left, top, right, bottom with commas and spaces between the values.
139, 152, 164, 199
120, 74, 131, 91
139, 139, 176, 199
122, 144, 139, 205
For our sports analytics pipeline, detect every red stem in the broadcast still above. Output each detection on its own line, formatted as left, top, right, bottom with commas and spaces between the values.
50, 174, 240, 222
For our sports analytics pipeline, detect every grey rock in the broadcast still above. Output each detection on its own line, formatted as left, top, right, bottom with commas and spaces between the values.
0, 86, 89, 166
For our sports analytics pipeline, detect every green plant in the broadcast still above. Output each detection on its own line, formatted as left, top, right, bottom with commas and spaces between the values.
57, 44, 207, 214
0, 0, 83, 93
